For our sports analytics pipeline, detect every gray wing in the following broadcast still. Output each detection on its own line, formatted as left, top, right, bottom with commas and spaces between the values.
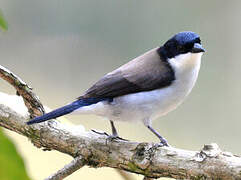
81, 48, 175, 99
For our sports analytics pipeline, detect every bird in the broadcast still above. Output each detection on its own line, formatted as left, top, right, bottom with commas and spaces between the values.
27, 31, 205, 146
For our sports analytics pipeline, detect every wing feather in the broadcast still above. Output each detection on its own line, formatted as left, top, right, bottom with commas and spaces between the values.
81, 48, 175, 99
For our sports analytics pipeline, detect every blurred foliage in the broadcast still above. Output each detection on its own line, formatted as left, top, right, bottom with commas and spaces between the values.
0, 9, 8, 31
0, 129, 31, 180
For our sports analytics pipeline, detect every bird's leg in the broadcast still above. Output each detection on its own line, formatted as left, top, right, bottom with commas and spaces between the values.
91, 121, 127, 141
110, 120, 118, 137
107, 120, 128, 141
146, 125, 169, 146
91, 121, 118, 137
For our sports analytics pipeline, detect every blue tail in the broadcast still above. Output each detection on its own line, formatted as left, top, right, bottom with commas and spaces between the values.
27, 98, 110, 125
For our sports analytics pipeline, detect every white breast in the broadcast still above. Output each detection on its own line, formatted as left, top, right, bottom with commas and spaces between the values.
150, 52, 203, 118
74, 52, 203, 125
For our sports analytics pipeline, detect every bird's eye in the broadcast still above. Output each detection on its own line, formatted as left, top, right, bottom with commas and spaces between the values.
196, 38, 201, 44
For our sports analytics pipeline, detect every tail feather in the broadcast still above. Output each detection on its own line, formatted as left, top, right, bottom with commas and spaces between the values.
27, 98, 110, 125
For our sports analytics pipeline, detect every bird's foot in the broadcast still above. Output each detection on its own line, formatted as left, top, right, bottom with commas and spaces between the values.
91, 129, 109, 136
107, 134, 128, 142
159, 139, 169, 147
91, 129, 128, 141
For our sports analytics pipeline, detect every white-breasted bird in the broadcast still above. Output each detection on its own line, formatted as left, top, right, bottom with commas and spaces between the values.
27, 31, 205, 146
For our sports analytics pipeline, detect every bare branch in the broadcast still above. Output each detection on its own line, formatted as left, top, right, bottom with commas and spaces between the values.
115, 170, 135, 180
0, 100, 241, 179
1, 65, 241, 179
0, 65, 44, 117
45, 156, 86, 180
143, 177, 153, 180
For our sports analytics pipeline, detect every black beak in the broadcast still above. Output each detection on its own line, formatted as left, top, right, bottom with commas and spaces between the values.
191, 43, 205, 53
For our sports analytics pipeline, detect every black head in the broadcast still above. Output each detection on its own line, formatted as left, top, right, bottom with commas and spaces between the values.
158, 31, 205, 59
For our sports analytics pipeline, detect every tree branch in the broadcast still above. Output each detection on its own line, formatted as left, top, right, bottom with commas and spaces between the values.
116, 170, 135, 180
0, 65, 44, 117
45, 156, 86, 180
143, 177, 153, 180
0, 65, 241, 179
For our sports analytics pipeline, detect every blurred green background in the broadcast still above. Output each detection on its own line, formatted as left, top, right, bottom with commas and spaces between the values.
0, 0, 241, 179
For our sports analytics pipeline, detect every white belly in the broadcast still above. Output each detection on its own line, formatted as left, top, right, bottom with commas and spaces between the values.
75, 53, 202, 125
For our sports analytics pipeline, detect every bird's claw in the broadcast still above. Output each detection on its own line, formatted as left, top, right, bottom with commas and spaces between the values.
107, 135, 129, 142
91, 129, 128, 141
91, 129, 109, 136
159, 140, 169, 147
